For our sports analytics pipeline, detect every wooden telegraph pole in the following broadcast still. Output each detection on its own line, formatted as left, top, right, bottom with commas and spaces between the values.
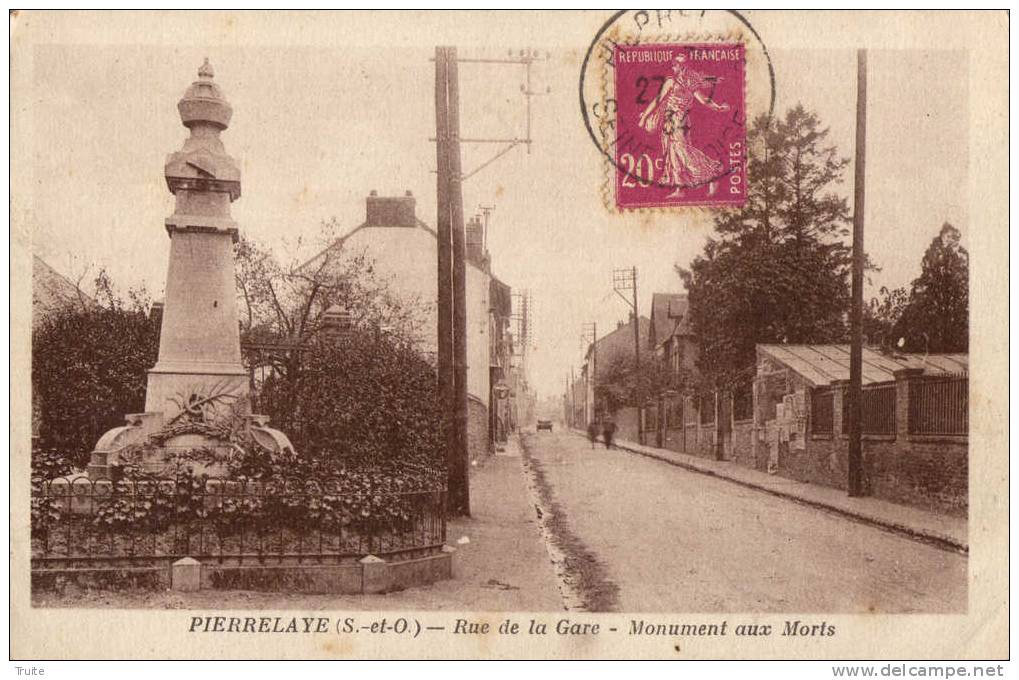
448, 47, 470, 516
612, 266, 641, 440
631, 266, 640, 374
848, 49, 868, 497
582, 322, 597, 423
435, 46, 470, 516
433, 46, 546, 515
592, 321, 597, 420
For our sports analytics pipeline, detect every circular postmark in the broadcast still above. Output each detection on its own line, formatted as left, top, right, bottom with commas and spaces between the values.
579, 10, 776, 210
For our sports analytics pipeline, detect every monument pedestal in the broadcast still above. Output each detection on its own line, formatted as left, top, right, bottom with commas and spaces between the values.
87, 411, 294, 481
86, 59, 295, 481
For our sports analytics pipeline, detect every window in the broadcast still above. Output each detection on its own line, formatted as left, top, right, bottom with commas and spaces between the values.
841, 384, 895, 435
908, 377, 967, 435
811, 388, 834, 434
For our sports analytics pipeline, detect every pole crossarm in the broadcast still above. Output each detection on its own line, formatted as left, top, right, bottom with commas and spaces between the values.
462, 140, 526, 182
428, 47, 549, 181
613, 287, 635, 309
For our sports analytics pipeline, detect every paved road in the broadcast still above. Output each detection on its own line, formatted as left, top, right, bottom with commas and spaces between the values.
522, 431, 967, 613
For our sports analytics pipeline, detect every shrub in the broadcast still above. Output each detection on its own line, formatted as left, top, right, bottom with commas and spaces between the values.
259, 329, 444, 475
32, 275, 158, 470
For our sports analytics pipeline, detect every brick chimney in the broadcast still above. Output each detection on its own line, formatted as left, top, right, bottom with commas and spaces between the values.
466, 215, 484, 265
149, 300, 164, 326
366, 189, 416, 228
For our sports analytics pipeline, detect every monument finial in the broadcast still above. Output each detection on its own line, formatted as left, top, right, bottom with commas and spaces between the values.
198, 58, 214, 79
176, 59, 232, 131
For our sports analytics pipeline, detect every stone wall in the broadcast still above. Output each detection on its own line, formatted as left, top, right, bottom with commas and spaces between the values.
467, 396, 489, 460
787, 433, 967, 515
630, 372, 968, 516
658, 397, 717, 459
760, 370, 967, 516
730, 419, 756, 469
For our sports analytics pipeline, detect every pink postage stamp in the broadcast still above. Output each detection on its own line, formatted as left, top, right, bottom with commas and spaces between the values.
613, 43, 747, 210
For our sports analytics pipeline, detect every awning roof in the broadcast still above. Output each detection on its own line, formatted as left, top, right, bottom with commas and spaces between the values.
757, 344, 968, 387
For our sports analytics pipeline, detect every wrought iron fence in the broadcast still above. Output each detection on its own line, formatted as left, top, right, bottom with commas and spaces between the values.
732, 385, 754, 422
665, 396, 683, 429
841, 384, 896, 435
31, 475, 446, 568
810, 388, 834, 435
644, 404, 658, 433
699, 393, 715, 425
908, 377, 968, 436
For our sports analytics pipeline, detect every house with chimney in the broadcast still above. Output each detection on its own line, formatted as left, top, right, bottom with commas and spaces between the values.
303, 190, 511, 459
648, 293, 698, 380
644, 292, 700, 448
571, 315, 651, 442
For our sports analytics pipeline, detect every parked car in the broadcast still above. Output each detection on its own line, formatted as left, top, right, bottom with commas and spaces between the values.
536, 419, 553, 432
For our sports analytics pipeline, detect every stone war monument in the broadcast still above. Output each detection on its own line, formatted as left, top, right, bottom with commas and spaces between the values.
87, 60, 294, 480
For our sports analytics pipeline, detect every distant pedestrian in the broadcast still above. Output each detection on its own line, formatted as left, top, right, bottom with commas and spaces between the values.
602, 418, 617, 450
586, 420, 599, 448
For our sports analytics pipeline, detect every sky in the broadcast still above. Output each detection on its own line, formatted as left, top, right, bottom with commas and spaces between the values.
26, 13, 969, 401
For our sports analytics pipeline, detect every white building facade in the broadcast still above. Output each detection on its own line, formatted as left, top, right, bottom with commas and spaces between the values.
306, 191, 493, 459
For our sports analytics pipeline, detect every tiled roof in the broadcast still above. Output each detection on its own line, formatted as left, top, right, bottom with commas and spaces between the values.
300, 218, 495, 277
649, 293, 691, 349
757, 344, 968, 387
33, 255, 89, 328
588, 316, 651, 378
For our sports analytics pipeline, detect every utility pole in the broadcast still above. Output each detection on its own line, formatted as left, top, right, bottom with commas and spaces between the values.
631, 266, 640, 370
435, 46, 470, 516
448, 47, 470, 516
612, 266, 640, 364
612, 266, 642, 440
432, 46, 548, 516
592, 321, 597, 421
582, 321, 597, 422
570, 365, 577, 428
566, 375, 574, 428
479, 204, 495, 252
434, 47, 461, 512
511, 290, 531, 389
848, 49, 867, 498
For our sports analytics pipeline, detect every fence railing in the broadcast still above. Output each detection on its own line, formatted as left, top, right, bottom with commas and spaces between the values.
644, 405, 658, 433
666, 397, 683, 429
733, 386, 753, 422
841, 384, 896, 435
699, 394, 715, 425
909, 377, 968, 435
32, 475, 446, 568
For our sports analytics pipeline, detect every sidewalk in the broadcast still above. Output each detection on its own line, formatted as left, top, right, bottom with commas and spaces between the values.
440, 437, 564, 610
574, 430, 967, 553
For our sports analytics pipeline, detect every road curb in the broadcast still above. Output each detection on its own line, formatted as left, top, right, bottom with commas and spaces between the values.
572, 429, 967, 554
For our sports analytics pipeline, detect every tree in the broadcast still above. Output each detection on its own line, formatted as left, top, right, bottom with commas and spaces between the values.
863, 285, 909, 350
594, 352, 693, 415
680, 105, 853, 387
236, 218, 426, 355
893, 223, 969, 353
235, 220, 441, 473
32, 271, 159, 468
261, 330, 444, 472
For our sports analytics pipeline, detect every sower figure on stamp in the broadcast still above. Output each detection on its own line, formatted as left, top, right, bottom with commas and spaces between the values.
637, 53, 730, 199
